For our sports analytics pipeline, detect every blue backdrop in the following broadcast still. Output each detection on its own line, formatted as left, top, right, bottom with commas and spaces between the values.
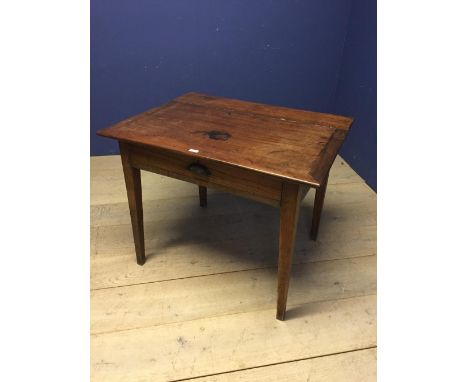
334, 0, 376, 190
91, 0, 376, 190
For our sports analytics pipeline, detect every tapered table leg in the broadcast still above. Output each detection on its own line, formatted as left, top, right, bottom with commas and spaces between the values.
199, 186, 207, 207
310, 172, 329, 241
120, 143, 145, 265
277, 182, 302, 320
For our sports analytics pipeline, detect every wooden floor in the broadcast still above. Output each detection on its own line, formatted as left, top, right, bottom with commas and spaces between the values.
91, 155, 377, 382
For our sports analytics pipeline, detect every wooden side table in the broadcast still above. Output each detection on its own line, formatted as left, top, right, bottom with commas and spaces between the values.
97, 92, 353, 320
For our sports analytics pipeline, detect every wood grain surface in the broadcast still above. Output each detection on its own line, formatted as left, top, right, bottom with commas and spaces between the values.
185, 348, 377, 382
97, 93, 353, 186
90, 154, 376, 381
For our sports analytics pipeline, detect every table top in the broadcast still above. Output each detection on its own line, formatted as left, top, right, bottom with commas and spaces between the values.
97, 92, 353, 187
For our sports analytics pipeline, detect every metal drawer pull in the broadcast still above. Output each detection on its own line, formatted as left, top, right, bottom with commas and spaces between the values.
187, 163, 210, 176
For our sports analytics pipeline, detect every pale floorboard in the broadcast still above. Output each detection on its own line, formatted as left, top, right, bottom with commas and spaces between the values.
185, 348, 377, 382
90, 155, 376, 382
91, 255, 375, 334
91, 295, 376, 382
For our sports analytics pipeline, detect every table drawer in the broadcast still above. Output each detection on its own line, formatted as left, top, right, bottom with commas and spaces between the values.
123, 143, 283, 206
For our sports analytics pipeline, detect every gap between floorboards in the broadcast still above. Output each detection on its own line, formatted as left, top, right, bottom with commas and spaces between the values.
168, 346, 377, 382
91, 252, 376, 291
91, 292, 377, 336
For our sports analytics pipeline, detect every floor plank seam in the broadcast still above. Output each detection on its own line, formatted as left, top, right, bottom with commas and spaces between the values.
91, 292, 377, 336
90, 193, 374, 208
90, 221, 377, 256
91, 184, 375, 208
91, 253, 376, 291
168, 346, 377, 382
90, 200, 376, 227
91, 193, 214, 208
91, 155, 376, 381
327, 180, 365, 186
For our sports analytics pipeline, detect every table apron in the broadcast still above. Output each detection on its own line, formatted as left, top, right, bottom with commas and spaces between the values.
122, 142, 284, 207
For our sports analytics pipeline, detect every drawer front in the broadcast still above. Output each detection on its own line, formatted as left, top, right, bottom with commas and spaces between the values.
124, 143, 283, 206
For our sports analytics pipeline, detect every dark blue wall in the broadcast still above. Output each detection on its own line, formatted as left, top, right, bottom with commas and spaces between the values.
91, 0, 352, 153
333, 0, 376, 190
91, 0, 376, 189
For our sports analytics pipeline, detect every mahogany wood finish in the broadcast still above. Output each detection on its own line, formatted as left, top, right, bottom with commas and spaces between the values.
310, 172, 329, 241
277, 182, 303, 320
122, 142, 283, 207
98, 92, 353, 320
199, 186, 207, 208
119, 142, 145, 265
98, 92, 352, 187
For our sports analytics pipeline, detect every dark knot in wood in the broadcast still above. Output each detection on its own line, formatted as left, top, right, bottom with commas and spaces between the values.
192, 130, 231, 141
